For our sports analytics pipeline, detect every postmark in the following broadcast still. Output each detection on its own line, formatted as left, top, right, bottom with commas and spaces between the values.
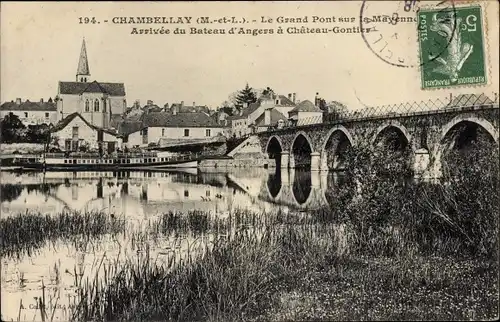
360, 0, 457, 68
418, 4, 487, 89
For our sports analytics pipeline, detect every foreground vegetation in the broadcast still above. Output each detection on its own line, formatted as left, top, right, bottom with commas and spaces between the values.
0, 210, 125, 258
2, 129, 498, 321
68, 137, 498, 321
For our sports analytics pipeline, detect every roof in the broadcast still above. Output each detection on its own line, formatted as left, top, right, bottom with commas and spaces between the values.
255, 108, 287, 127
447, 93, 495, 107
276, 95, 296, 106
143, 111, 222, 128
1, 100, 56, 112
119, 121, 145, 136
110, 114, 124, 129
58, 80, 126, 96
170, 104, 210, 114
289, 100, 322, 113
51, 112, 119, 136
77, 38, 90, 76
227, 102, 261, 120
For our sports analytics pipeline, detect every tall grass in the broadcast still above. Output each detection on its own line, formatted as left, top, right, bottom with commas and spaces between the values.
0, 210, 125, 258
5, 129, 498, 321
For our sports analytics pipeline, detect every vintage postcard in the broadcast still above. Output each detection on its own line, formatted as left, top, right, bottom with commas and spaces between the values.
1, 1, 499, 321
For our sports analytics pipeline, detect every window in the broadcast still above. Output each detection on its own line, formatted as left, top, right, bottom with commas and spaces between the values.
94, 99, 100, 112
184, 129, 190, 137
85, 100, 90, 112
162, 128, 165, 136
206, 190, 210, 197
205, 129, 211, 137
24, 112, 28, 118
45, 112, 49, 118
102, 99, 107, 113
184, 190, 189, 197
72, 126, 79, 140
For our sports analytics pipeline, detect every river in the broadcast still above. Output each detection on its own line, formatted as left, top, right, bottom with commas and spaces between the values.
0, 168, 350, 321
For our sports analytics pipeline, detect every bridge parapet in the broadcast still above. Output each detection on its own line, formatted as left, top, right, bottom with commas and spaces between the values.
257, 93, 499, 178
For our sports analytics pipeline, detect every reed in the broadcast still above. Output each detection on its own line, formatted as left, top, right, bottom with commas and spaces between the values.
0, 210, 125, 258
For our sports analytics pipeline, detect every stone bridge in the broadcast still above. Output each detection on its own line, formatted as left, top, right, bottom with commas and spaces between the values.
255, 103, 499, 178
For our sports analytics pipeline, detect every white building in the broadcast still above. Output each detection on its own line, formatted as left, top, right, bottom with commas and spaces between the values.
0, 98, 57, 125
228, 93, 296, 138
122, 111, 224, 148
55, 38, 127, 129
50, 112, 120, 153
288, 100, 323, 125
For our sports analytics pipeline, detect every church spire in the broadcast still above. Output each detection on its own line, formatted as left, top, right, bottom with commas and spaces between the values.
76, 38, 90, 82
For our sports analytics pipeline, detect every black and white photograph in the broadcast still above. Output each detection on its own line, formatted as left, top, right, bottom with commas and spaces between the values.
1, 1, 499, 321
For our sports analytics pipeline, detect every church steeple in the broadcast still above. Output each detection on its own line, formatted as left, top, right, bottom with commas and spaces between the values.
76, 38, 90, 82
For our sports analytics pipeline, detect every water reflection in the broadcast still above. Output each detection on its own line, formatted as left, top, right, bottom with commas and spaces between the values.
261, 168, 354, 210
0, 169, 359, 218
1, 168, 358, 321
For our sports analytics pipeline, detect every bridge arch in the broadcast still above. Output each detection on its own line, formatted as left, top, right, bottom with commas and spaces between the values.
440, 115, 498, 145
321, 125, 355, 170
266, 136, 284, 169
436, 116, 499, 176
371, 121, 414, 151
290, 131, 314, 168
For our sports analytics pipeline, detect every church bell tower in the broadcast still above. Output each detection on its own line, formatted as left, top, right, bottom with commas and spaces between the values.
76, 38, 91, 83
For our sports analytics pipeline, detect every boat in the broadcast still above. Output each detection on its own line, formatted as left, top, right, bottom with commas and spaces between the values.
10, 151, 202, 171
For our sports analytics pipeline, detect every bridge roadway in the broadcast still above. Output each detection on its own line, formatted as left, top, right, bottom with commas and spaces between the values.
254, 103, 499, 178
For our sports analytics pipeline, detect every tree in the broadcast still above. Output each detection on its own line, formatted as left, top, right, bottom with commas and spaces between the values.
26, 124, 50, 144
0, 113, 26, 143
235, 83, 258, 106
260, 87, 275, 98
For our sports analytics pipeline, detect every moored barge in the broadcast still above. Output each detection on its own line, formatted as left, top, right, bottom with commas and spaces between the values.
9, 151, 200, 171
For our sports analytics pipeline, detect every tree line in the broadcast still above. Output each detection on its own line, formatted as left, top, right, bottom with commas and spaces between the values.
0, 112, 50, 144
219, 83, 348, 119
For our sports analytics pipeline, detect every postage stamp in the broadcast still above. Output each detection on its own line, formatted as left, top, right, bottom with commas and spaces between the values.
418, 5, 487, 89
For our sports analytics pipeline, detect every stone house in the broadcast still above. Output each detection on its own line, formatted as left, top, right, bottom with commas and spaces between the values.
0, 98, 57, 125
50, 112, 120, 153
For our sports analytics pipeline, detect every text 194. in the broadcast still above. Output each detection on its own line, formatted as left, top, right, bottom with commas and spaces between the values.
79, 17, 98, 24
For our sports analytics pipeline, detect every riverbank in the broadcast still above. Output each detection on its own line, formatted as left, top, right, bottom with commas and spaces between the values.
68, 214, 498, 321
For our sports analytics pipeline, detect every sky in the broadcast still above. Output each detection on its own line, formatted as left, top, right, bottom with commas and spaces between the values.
1, 1, 498, 111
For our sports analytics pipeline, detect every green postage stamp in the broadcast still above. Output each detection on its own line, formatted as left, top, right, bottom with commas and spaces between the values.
418, 5, 487, 89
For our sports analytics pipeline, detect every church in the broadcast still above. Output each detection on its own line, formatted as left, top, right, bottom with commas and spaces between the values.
55, 38, 127, 129
50, 39, 126, 153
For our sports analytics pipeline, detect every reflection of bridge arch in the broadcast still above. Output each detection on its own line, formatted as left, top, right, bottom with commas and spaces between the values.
321, 125, 355, 170
266, 171, 282, 199
266, 136, 284, 169
372, 121, 414, 151
262, 170, 328, 210
290, 131, 314, 168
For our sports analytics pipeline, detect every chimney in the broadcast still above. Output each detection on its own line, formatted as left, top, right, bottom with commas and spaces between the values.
147, 100, 153, 106
292, 93, 296, 103
40, 98, 44, 103
288, 93, 292, 100
193, 101, 196, 108
16, 98, 21, 105
173, 105, 178, 115
180, 100, 184, 107
264, 108, 271, 125
315, 92, 320, 107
